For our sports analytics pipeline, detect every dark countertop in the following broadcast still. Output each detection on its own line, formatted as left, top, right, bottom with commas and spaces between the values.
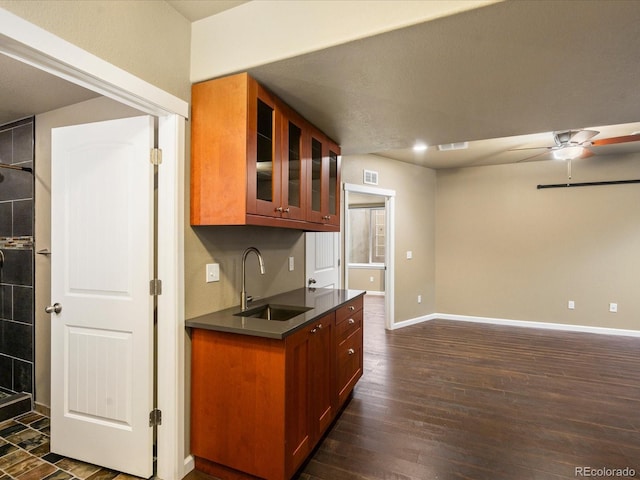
186, 288, 366, 339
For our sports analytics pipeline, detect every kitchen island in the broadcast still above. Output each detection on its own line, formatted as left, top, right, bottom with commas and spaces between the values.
187, 288, 365, 480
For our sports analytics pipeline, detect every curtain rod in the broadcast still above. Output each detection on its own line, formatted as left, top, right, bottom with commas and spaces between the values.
0, 163, 32, 174
537, 179, 640, 190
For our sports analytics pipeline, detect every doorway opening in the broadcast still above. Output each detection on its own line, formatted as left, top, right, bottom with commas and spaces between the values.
343, 183, 395, 329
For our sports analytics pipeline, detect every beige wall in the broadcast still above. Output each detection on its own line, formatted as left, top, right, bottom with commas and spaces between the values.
436, 155, 640, 330
348, 267, 385, 292
0, 0, 191, 101
34, 97, 145, 408
342, 154, 437, 322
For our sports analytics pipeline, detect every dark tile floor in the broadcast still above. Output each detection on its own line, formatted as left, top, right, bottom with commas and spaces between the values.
0, 412, 143, 480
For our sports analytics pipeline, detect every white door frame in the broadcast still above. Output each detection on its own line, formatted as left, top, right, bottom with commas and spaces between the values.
343, 183, 395, 329
0, 9, 187, 480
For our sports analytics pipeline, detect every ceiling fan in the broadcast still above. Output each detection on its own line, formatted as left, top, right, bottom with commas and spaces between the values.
514, 129, 640, 162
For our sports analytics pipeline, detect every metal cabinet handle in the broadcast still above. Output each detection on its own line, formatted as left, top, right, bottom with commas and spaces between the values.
283, 207, 290, 213
311, 327, 317, 334
45, 303, 62, 314
275, 207, 283, 212
322, 215, 331, 221
347, 348, 355, 355
348, 318, 355, 325
348, 306, 355, 311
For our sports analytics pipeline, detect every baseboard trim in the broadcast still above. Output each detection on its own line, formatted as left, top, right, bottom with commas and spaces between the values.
364, 291, 385, 296
184, 455, 194, 475
391, 312, 640, 337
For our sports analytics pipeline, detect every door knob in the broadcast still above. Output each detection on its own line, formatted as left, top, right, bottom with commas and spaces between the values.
308, 278, 316, 286
45, 303, 62, 314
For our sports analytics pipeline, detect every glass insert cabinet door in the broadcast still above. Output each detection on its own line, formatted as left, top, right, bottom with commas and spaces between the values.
307, 133, 340, 226
248, 85, 282, 217
281, 115, 305, 220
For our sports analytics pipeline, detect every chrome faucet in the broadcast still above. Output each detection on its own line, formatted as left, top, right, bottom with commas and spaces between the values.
241, 247, 265, 310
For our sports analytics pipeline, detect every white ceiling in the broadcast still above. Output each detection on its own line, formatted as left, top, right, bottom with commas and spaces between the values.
3, 0, 640, 170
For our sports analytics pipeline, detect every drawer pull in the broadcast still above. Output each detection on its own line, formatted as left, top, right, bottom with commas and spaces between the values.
347, 348, 355, 355
348, 306, 355, 311
348, 318, 355, 325
310, 323, 323, 334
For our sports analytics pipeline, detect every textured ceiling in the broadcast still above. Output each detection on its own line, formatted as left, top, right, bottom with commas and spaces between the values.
247, 0, 640, 167
166, 0, 248, 22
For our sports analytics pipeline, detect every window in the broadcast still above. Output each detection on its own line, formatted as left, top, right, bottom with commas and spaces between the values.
348, 207, 385, 265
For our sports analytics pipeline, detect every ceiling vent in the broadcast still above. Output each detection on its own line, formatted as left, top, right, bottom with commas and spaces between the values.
363, 169, 379, 185
438, 142, 469, 151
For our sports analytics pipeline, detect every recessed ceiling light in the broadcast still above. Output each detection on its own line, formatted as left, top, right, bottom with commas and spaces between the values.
413, 143, 428, 152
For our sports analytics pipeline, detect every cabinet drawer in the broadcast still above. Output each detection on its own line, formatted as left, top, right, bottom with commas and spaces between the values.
335, 296, 363, 325
335, 309, 362, 345
336, 328, 363, 405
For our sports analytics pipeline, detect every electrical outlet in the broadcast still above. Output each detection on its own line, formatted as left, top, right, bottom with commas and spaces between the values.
609, 303, 618, 313
369, 276, 374, 282
206, 263, 220, 283
288, 256, 295, 272
568, 300, 575, 310
406, 251, 413, 259
418, 295, 422, 304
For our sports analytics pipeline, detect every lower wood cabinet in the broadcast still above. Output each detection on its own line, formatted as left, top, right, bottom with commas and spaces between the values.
190, 305, 362, 480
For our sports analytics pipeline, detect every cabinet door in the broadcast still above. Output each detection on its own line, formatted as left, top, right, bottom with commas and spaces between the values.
307, 132, 341, 228
281, 111, 306, 221
248, 82, 282, 217
285, 326, 312, 476
309, 313, 335, 440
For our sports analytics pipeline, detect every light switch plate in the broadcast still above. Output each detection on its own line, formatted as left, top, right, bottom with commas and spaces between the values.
406, 251, 413, 259
288, 256, 295, 272
206, 263, 220, 283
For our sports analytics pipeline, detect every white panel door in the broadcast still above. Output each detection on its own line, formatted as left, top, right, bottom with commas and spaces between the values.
50, 116, 154, 478
305, 232, 340, 289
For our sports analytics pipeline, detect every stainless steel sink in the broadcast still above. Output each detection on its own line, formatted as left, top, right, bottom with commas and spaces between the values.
234, 304, 312, 321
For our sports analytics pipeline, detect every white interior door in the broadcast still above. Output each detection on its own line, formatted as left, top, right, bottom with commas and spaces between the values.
305, 232, 340, 289
50, 116, 155, 477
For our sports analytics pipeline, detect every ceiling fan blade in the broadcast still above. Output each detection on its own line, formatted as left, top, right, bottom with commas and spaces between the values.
509, 146, 553, 152
591, 133, 640, 146
516, 150, 550, 163
570, 129, 599, 144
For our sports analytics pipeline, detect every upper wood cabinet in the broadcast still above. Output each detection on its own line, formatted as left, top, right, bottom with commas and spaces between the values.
191, 72, 340, 231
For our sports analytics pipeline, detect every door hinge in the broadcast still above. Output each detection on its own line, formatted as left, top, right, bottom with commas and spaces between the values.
150, 148, 163, 165
149, 409, 162, 427
150, 279, 162, 296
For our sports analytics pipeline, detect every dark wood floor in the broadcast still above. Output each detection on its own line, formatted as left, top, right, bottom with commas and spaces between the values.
189, 295, 640, 480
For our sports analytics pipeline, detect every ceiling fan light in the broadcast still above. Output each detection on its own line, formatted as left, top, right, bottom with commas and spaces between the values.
552, 145, 584, 160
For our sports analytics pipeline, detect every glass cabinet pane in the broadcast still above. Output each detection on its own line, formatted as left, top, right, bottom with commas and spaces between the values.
329, 150, 338, 215
288, 122, 302, 208
311, 138, 322, 212
256, 99, 274, 202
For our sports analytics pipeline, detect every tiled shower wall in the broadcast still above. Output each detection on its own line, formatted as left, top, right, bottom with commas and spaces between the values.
0, 117, 34, 395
